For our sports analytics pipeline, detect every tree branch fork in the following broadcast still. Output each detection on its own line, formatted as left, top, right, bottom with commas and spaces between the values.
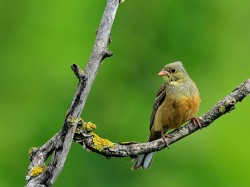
25, 0, 250, 186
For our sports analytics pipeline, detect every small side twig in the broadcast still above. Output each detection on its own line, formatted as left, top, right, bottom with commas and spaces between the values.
71, 64, 85, 80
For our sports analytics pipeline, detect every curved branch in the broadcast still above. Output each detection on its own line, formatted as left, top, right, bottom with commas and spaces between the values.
26, 0, 121, 186
25, 0, 249, 185
74, 79, 250, 157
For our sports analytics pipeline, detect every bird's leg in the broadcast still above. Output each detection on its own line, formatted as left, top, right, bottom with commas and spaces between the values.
191, 117, 202, 129
161, 131, 169, 148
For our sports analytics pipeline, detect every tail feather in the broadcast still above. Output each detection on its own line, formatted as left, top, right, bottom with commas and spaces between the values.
142, 152, 155, 169
131, 154, 145, 170
131, 152, 155, 170
131, 132, 160, 170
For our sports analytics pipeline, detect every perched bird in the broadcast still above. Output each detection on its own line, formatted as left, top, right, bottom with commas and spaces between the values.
132, 61, 200, 170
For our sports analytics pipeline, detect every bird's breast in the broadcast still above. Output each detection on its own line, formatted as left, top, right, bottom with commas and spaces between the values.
154, 94, 200, 132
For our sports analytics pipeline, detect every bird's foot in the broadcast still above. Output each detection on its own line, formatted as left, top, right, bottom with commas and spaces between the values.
191, 117, 202, 129
161, 132, 169, 148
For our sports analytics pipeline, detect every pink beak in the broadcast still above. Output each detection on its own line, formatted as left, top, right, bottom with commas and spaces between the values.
158, 69, 168, 76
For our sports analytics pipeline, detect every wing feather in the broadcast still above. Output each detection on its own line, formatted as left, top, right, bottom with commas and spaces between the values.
149, 83, 166, 130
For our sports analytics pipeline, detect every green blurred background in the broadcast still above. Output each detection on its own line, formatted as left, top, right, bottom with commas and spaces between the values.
1, 0, 250, 186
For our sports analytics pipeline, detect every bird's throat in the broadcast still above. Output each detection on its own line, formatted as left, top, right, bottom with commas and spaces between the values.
163, 76, 178, 85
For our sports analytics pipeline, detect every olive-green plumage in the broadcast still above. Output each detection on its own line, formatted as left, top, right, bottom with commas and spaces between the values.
132, 61, 200, 170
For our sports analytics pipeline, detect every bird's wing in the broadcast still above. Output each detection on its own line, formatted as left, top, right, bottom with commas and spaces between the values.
149, 83, 167, 130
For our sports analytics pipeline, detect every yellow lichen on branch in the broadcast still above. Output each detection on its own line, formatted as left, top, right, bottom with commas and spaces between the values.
30, 165, 46, 177
76, 119, 97, 134
219, 105, 226, 113
91, 133, 114, 151
84, 122, 96, 131
74, 119, 113, 151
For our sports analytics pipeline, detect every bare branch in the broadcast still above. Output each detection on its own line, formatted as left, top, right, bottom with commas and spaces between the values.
74, 79, 250, 158
25, 0, 250, 185
26, 0, 121, 186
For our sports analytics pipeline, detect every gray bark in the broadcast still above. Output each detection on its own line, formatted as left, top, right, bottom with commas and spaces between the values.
26, 0, 120, 186
25, 0, 250, 186
74, 79, 250, 157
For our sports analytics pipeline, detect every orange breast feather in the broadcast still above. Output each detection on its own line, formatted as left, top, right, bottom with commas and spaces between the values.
154, 95, 200, 132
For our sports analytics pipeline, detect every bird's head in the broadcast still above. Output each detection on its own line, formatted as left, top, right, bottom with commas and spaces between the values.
158, 61, 189, 83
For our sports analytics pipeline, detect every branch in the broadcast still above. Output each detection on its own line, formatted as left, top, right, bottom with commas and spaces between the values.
26, 0, 121, 186
25, 0, 249, 185
73, 78, 250, 158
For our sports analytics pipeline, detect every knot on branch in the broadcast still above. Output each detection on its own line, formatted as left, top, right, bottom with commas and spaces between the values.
101, 49, 113, 62
29, 147, 39, 160
218, 98, 236, 114
237, 79, 250, 97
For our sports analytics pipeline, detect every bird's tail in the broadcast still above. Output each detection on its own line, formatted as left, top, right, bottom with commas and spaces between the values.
131, 152, 155, 170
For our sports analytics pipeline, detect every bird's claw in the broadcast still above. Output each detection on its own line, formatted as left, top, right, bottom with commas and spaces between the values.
191, 117, 202, 129
161, 132, 169, 148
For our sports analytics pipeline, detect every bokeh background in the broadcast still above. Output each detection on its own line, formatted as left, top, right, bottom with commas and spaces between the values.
0, 0, 250, 186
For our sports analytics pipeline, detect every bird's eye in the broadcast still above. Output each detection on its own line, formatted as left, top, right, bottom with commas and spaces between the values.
170, 68, 176, 73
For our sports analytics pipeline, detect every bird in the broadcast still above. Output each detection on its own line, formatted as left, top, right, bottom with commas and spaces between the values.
132, 61, 201, 170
